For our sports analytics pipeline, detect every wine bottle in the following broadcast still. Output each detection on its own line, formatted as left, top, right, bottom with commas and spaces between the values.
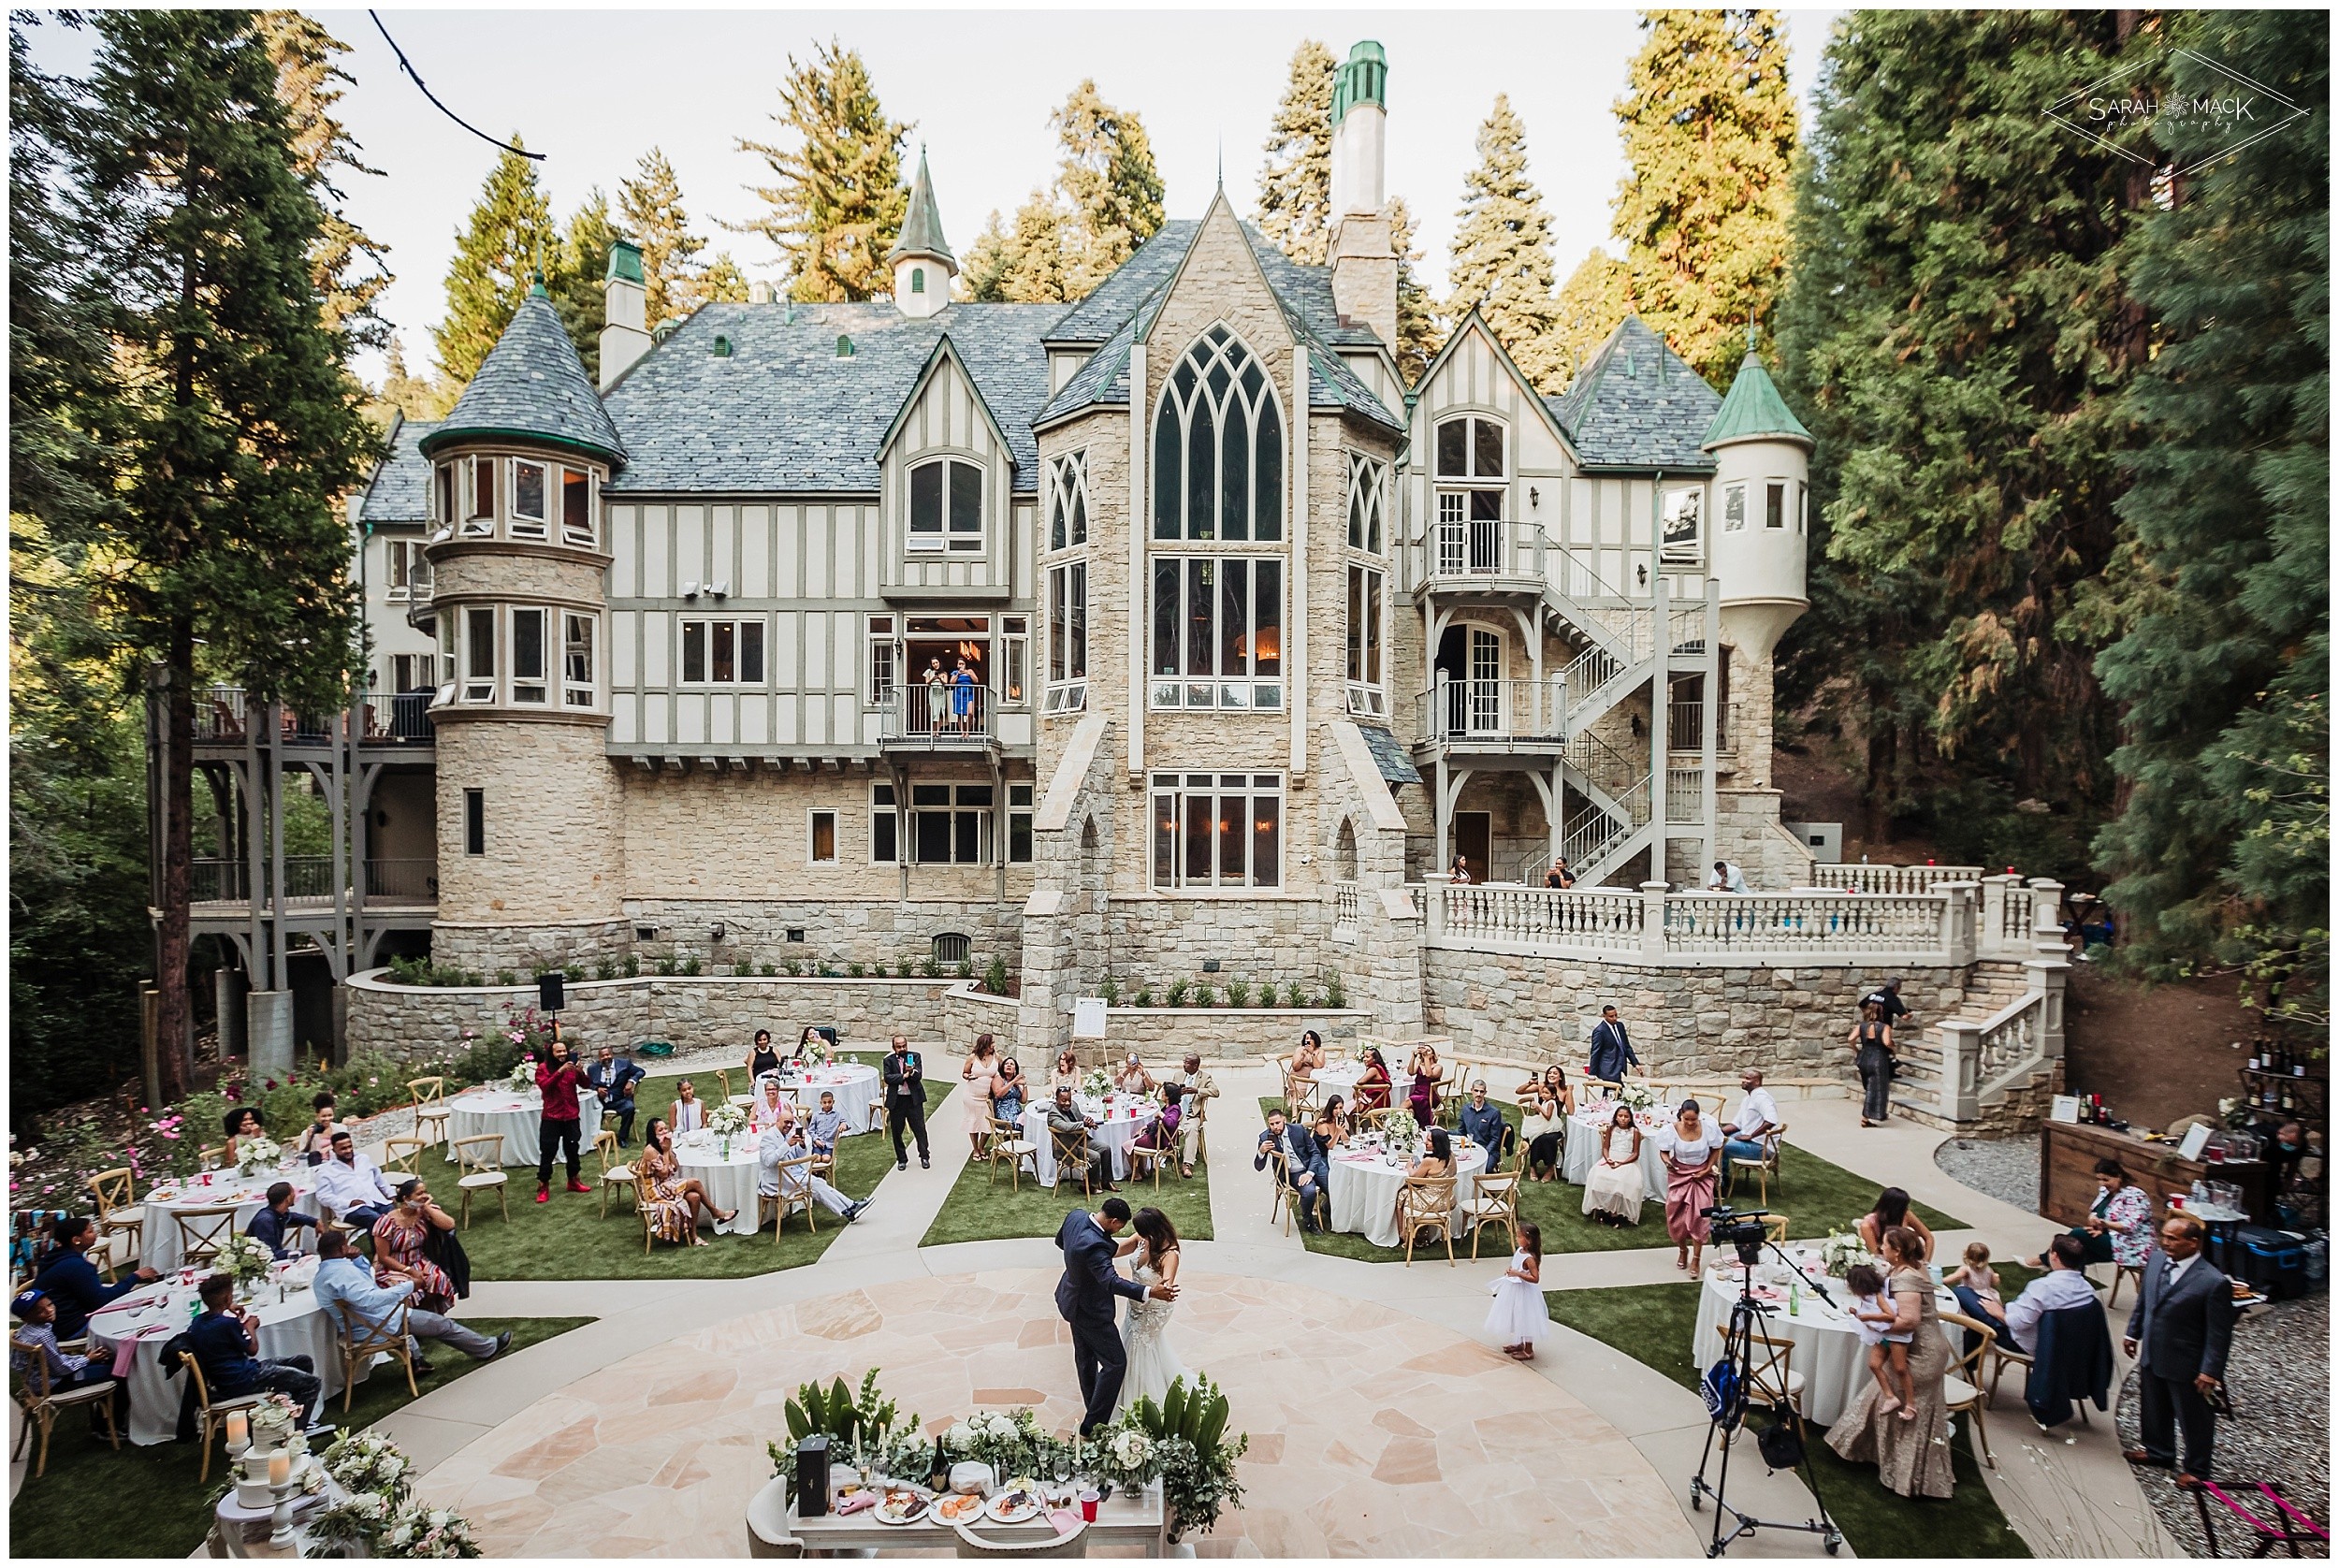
929, 1438, 950, 1492
2248, 1045, 2262, 1073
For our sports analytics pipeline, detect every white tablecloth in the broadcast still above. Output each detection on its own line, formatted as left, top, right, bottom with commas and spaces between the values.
676, 1134, 762, 1236
1019, 1096, 1160, 1186
765, 1063, 881, 1135
1563, 1106, 1669, 1203
140, 1172, 323, 1275
1688, 1256, 1961, 1426
86, 1264, 350, 1445
443, 1088, 603, 1167
1324, 1140, 1489, 1248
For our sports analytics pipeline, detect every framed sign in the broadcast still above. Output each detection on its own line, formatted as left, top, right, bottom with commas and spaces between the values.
2178, 1123, 2213, 1162
2049, 1095, 2081, 1125
1071, 997, 1108, 1039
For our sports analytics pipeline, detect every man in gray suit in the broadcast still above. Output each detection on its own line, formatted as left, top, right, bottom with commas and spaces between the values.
2122, 1212, 2236, 1488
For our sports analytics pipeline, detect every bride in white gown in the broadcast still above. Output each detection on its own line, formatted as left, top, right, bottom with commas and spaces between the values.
1115, 1207, 1187, 1414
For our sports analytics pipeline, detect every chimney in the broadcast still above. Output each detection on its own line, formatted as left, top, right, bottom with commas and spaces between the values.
748, 280, 775, 306
600, 238, 652, 391
1328, 42, 1398, 348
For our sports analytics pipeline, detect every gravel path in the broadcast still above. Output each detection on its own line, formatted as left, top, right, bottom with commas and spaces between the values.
2115, 1292, 2330, 1557
1934, 1133, 2042, 1212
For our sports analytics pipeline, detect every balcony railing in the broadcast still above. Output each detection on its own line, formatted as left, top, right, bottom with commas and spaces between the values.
1415, 676, 1567, 745
1806, 863, 1986, 895
191, 857, 438, 906
879, 684, 996, 746
193, 688, 433, 747
1420, 879, 1984, 965
1665, 701, 1741, 753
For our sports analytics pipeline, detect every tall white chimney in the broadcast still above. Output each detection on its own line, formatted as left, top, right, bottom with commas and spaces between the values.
1328, 42, 1397, 347
600, 238, 652, 391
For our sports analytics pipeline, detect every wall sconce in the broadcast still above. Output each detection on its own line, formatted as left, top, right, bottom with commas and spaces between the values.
710, 923, 727, 942
1636, 563, 1649, 586
1529, 486, 1540, 508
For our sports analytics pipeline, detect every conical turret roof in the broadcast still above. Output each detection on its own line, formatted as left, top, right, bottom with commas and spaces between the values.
1703, 347, 1812, 451
887, 150, 953, 267
422, 283, 627, 467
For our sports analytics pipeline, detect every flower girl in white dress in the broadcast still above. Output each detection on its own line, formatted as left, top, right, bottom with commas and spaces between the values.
1485, 1222, 1551, 1360
1115, 1207, 1188, 1412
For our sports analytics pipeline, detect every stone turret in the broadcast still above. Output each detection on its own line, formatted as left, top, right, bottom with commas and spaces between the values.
888, 150, 955, 319
1328, 40, 1397, 347
1702, 334, 1813, 662
419, 283, 631, 970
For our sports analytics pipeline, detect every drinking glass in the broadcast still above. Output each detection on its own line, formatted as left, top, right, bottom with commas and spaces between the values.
1050, 1442, 1074, 1503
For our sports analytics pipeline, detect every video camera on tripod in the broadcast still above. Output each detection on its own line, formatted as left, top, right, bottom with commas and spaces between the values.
1704, 1203, 1770, 1266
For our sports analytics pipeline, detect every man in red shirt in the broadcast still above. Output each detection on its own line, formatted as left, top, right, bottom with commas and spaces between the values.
536, 1032, 591, 1201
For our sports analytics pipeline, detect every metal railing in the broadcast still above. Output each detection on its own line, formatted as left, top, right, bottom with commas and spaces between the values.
1558, 774, 1649, 874
1432, 516, 1514, 577
1415, 676, 1568, 744
191, 857, 438, 906
193, 687, 433, 746
1664, 769, 1705, 823
1666, 701, 1741, 752
879, 684, 996, 745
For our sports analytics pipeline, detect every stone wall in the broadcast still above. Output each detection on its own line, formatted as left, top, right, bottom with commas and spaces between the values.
1422, 951, 1979, 1074
623, 896, 1025, 976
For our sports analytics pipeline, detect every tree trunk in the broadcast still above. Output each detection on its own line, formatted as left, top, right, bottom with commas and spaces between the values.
1862, 685, 1898, 844
153, 626, 196, 1102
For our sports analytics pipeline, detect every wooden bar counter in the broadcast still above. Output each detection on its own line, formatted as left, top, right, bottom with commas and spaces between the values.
2040, 1119, 2274, 1227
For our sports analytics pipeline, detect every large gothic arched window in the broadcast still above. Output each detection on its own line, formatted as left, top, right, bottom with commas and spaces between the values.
1153, 326, 1283, 542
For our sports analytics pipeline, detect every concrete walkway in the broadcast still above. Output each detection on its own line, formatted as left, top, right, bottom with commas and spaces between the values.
347, 1061, 2174, 1557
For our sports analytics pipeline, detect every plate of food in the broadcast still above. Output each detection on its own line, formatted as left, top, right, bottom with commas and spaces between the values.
984, 1488, 1043, 1525
873, 1489, 928, 1526
934, 1492, 986, 1525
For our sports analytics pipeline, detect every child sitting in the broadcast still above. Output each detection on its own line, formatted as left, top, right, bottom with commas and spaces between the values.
806, 1091, 845, 1158
1946, 1241, 2001, 1311
1845, 1262, 1917, 1420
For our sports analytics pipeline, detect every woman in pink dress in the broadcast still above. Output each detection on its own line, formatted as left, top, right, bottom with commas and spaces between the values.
962, 1034, 1001, 1154
371, 1178, 457, 1310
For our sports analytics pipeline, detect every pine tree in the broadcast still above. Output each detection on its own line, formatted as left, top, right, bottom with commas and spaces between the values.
1448, 94, 1564, 391
1551, 248, 1634, 388
76, 8, 377, 1097
1775, 10, 2152, 863
697, 252, 750, 304
258, 10, 392, 347
1387, 196, 1441, 385
2091, 8, 2328, 1013
433, 140, 551, 390
959, 209, 1015, 302
1052, 80, 1164, 296
1256, 39, 1336, 264
620, 145, 725, 327
1611, 9, 1797, 384
548, 187, 619, 383
369, 334, 450, 421
963, 189, 1073, 304
739, 38, 909, 302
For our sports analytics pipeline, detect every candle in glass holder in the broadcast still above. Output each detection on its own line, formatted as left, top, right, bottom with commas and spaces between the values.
268, 1451, 291, 1487
226, 1410, 249, 1450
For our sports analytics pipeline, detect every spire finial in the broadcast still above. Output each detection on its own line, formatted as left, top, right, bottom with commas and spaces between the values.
1215, 137, 1224, 192
1746, 320, 1760, 356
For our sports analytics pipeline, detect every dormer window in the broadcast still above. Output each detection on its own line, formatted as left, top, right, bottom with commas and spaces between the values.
910, 267, 926, 295
836, 334, 855, 358
908, 457, 983, 553
1435, 415, 1505, 479
1432, 416, 1506, 574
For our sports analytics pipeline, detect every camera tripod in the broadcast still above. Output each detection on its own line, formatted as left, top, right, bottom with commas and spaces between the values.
1689, 1239, 1845, 1559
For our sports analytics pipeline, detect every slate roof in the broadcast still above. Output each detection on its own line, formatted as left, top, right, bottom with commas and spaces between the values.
1543, 315, 1722, 473
603, 299, 1062, 494
423, 288, 627, 466
1358, 723, 1422, 787
1703, 351, 1813, 450
889, 151, 953, 266
359, 416, 440, 525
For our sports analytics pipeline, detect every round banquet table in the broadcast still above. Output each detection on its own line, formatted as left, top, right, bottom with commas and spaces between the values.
1019, 1095, 1160, 1186
140, 1170, 323, 1275
1563, 1103, 1670, 1203
1688, 1252, 1962, 1427
767, 1062, 881, 1135
443, 1087, 603, 1168
1325, 1139, 1489, 1248
85, 1259, 351, 1445
675, 1132, 762, 1236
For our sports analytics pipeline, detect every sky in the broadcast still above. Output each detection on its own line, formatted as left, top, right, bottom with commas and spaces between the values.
28, 7, 1846, 387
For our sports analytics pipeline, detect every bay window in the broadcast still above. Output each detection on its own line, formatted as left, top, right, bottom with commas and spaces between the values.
1047, 450, 1088, 549
1150, 556, 1283, 710
1153, 326, 1283, 542
511, 607, 548, 704
562, 613, 596, 707
562, 468, 594, 547
1345, 452, 1387, 553
1150, 773, 1283, 890
1346, 564, 1385, 717
512, 459, 548, 539
462, 606, 496, 703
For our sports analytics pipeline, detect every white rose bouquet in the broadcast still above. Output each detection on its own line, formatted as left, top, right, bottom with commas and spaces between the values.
234, 1135, 283, 1176
1098, 1423, 1157, 1487
1817, 1229, 1871, 1280
322, 1430, 414, 1503
308, 1489, 397, 1552
379, 1503, 481, 1560
1615, 1081, 1658, 1113
220, 1231, 277, 1287
706, 1102, 748, 1137
1081, 1068, 1111, 1101
508, 1060, 538, 1094
803, 1035, 833, 1067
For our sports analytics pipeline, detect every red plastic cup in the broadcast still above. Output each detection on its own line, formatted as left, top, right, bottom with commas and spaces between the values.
1080, 1490, 1099, 1522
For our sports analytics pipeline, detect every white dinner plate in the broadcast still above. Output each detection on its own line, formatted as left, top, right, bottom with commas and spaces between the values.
984, 1491, 1043, 1524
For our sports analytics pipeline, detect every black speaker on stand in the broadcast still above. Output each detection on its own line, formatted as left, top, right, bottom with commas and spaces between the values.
538, 971, 566, 1036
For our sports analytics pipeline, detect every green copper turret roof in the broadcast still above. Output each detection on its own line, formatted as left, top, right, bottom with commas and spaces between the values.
887, 150, 953, 267
420, 288, 626, 468
606, 237, 644, 284
1332, 40, 1387, 125
1703, 348, 1812, 451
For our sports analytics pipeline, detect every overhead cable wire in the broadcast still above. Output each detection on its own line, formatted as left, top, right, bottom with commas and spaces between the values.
368, 10, 545, 161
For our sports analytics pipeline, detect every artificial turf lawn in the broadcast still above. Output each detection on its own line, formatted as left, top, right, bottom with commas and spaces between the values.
1543, 1282, 2033, 1559
402, 1054, 947, 1281
1259, 1097, 1964, 1263
919, 1125, 1216, 1247
7, 1315, 592, 1561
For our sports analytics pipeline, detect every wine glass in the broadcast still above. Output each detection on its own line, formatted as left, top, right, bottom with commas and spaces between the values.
1050, 1440, 1074, 1503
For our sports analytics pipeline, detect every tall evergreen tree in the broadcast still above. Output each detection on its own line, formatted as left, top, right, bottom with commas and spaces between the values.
76, 7, 376, 1097
739, 38, 909, 302
1611, 8, 1797, 384
1448, 94, 1565, 391
697, 252, 751, 305
547, 187, 619, 383
619, 146, 711, 327
2091, 9, 2329, 1017
369, 334, 449, 422
433, 140, 551, 390
963, 189, 1073, 304
1387, 196, 1441, 385
1551, 248, 1634, 388
258, 11, 391, 348
1053, 80, 1165, 296
1776, 11, 2153, 863
1256, 39, 1336, 265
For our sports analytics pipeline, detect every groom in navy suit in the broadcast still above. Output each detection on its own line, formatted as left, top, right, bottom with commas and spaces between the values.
1054, 1198, 1177, 1434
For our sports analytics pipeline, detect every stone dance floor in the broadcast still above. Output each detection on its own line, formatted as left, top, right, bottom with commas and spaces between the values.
415, 1267, 1702, 1557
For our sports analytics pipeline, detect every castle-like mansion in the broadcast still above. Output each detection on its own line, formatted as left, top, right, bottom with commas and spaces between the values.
186, 45, 2069, 1128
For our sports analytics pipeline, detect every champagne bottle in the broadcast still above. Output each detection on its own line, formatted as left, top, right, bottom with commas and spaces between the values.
929, 1438, 950, 1492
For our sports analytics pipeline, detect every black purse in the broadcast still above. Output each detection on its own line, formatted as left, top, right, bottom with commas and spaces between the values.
1755, 1412, 1806, 1470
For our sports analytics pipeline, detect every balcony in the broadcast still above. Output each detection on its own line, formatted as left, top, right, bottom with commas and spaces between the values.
192, 688, 434, 749
1413, 676, 1567, 752
1417, 517, 1547, 597
190, 856, 437, 912
1665, 701, 1740, 756
879, 685, 998, 750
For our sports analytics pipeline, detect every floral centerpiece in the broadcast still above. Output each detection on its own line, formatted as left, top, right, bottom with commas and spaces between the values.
321, 1430, 413, 1503
1817, 1229, 1871, 1280
1614, 1080, 1659, 1114
234, 1134, 283, 1176
801, 1035, 833, 1069
307, 1489, 398, 1553
946, 1407, 1045, 1477
1112, 1375, 1248, 1543
1080, 1067, 1111, 1101
706, 1101, 748, 1155
220, 1231, 277, 1292
378, 1502, 481, 1559
507, 1059, 538, 1094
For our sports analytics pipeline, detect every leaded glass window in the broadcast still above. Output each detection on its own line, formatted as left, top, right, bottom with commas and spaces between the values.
1153, 326, 1284, 542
